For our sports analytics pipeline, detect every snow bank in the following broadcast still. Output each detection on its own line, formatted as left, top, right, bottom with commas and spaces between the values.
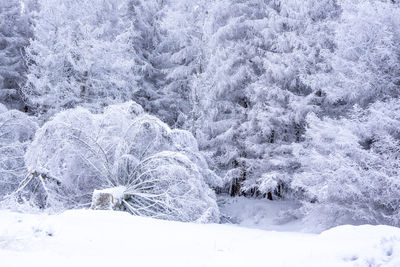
0, 209, 399, 267
91, 186, 126, 210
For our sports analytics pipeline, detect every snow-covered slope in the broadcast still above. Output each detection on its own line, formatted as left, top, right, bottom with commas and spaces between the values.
0, 209, 399, 267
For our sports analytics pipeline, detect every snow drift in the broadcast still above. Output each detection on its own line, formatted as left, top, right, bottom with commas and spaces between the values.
1, 209, 399, 267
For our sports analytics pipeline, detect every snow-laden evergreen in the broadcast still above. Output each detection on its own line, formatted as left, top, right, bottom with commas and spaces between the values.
305, 0, 400, 111
293, 99, 400, 226
192, 0, 341, 197
0, 0, 33, 109
24, 0, 138, 117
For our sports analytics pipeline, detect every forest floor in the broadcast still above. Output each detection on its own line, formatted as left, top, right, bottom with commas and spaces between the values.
1, 206, 400, 267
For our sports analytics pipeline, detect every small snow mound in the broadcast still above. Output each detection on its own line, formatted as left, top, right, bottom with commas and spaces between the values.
91, 186, 126, 210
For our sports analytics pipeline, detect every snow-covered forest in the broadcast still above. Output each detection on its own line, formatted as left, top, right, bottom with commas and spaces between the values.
1, 0, 400, 265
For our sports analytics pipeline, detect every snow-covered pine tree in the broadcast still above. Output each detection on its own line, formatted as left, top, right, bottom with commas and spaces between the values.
242, 0, 342, 196
191, 0, 272, 196
125, 0, 169, 123
0, 0, 33, 110
292, 99, 400, 227
289, 0, 400, 228
192, 0, 341, 197
155, 0, 208, 128
304, 0, 400, 113
24, 0, 138, 118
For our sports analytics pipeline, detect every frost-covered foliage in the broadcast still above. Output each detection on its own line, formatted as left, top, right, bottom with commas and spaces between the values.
24, 102, 220, 222
0, 0, 33, 109
305, 0, 400, 110
125, 0, 165, 118
24, 0, 138, 117
154, 0, 208, 127
292, 99, 400, 227
192, 0, 341, 196
0, 104, 38, 199
286, 0, 400, 227
187, 0, 400, 206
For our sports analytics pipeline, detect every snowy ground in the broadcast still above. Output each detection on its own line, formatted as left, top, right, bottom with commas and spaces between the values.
1, 209, 400, 267
218, 196, 305, 231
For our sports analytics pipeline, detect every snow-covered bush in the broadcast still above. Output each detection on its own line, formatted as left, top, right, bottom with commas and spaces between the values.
0, 104, 38, 199
24, 102, 220, 222
292, 99, 400, 227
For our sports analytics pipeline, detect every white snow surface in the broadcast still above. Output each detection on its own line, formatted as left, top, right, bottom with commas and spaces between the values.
218, 196, 305, 232
1, 209, 400, 267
